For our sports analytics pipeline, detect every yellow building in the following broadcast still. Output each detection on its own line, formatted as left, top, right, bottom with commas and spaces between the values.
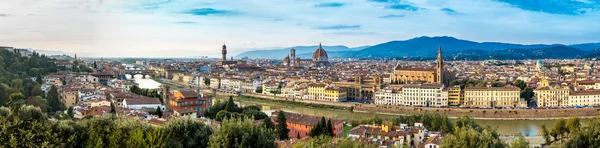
324, 87, 347, 102
464, 86, 520, 108
535, 85, 570, 107
333, 75, 382, 101
307, 83, 326, 101
447, 85, 463, 106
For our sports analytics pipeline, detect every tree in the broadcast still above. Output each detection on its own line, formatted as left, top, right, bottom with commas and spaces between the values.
7, 93, 26, 108
36, 74, 43, 84
47, 86, 62, 112
164, 118, 213, 148
209, 117, 277, 148
514, 80, 526, 90
67, 107, 74, 119
155, 106, 163, 118
552, 118, 567, 142
441, 126, 506, 148
31, 85, 43, 97
510, 135, 530, 148
565, 117, 581, 138
275, 111, 290, 140
263, 117, 274, 130
0, 84, 8, 106
541, 124, 551, 145
326, 119, 334, 136
520, 87, 534, 103
225, 96, 236, 112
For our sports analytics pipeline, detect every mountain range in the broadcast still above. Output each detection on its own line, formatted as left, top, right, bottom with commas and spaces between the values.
235, 36, 600, 60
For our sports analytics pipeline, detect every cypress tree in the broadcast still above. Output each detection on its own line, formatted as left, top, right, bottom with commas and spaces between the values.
327, 119, 334, 137
275, 111, 290, 140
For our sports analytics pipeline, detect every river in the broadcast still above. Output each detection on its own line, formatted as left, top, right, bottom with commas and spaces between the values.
213, 97, 577, 137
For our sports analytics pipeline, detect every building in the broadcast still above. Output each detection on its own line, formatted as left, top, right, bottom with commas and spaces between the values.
390, 47, 453, 85
347, 121, 425, 147
464, 86, 520, 108
60, 89, 80, 107
447, 85, 463, 106
312, 43, 330, 67
218, 44, 246, 66
334, 75, 383, 101
374, 87, 403, 106
168, 90, 212, 117
123, 96, 164, 110
402, 84, 446, 107
535, 85, 570, 107
568, 90, 600, 107
271, 111, 344, 139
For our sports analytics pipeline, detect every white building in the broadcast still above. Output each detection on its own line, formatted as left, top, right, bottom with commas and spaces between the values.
123, 97, 165, 110
568, 90, 600, 107
402, 84, 445, 107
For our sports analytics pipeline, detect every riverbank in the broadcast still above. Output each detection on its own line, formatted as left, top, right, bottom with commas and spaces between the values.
230, 93, 600, 120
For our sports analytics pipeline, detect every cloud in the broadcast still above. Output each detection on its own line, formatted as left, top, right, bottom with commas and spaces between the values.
314, 2, 346, 8
183, 8, 239, 16
368, 0, 423, 11
0, 14, 10, 17
440, 8, 460, 15
138, 0, 177, 10
493, 0, 600, 15
378, 14, 405, 18
174, 21, 197, 24
386, 4, 421, 11
271, 18, 284, 21
315, 25, 361, 30
327, 32, 378, 35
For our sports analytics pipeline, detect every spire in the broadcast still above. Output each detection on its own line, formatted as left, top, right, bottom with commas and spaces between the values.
438, 46, 442, 53
319, 42, 322, 48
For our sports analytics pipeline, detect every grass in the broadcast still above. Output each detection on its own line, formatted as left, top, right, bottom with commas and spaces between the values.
343, 125, 353, 138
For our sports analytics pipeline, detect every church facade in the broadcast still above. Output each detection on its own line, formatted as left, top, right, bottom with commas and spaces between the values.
390, 47, 453, 86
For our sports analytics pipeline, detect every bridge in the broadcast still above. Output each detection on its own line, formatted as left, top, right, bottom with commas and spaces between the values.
119, 67, 156, 79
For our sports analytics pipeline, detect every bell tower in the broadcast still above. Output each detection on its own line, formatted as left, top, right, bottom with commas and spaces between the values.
221, 44, 227, 61
436, 46, 444, 84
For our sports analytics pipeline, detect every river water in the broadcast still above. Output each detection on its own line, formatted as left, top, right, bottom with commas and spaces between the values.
213, 97, 574, 137
125, 74, 161, 89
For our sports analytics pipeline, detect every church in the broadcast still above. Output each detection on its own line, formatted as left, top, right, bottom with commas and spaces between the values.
282, 43, 330, 67
390, 47, 453, 86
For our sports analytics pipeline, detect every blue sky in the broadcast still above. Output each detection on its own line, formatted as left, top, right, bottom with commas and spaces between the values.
0, 0, 599, 57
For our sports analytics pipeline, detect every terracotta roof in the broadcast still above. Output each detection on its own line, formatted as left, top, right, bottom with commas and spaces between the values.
570, 90, 600, 96
125, 96, 162, 105
464, 86, 520, 91
312, 44, 328, 60
394, 67, 436, 71
178, 90, 198, 99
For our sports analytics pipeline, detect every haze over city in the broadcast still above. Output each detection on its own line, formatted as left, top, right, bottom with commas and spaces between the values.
1, 0, 600, 57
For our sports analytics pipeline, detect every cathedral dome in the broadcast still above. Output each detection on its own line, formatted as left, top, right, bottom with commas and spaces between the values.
312, 44, 328, 61
283, 56, 290, 62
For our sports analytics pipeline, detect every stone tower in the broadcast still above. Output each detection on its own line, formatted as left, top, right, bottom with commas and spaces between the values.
436, 46, 444, 84
162, 85, 170, 111
290, 48, 296, 67
221, 44, 227, 61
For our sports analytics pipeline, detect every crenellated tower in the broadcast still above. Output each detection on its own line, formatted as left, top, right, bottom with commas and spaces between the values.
221, 44, 227, 61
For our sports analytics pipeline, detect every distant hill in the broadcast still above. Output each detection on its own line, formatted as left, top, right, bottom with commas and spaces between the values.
452, 46, 585, 60
348, 36, 561, 58
235, 45, 370, 59
234, 36, 600, 60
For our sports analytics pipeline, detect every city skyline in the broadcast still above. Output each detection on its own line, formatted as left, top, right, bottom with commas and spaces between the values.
1, 0, 600, 57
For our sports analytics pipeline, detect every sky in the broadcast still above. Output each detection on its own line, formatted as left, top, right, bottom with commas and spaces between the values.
1, 0, 599, 57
